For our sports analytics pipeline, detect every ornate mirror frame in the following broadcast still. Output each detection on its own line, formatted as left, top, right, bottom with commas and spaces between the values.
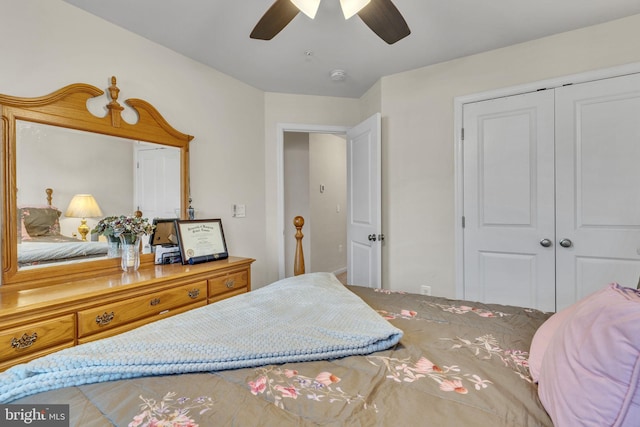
1, 77, 193, 286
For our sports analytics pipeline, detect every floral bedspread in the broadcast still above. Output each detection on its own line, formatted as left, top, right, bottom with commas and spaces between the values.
13, 282, 553, 427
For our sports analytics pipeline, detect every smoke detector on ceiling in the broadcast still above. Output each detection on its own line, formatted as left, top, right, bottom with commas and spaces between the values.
330, 69, 346, 81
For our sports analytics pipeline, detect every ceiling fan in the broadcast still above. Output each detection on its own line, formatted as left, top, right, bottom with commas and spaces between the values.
250, 0, 411, 45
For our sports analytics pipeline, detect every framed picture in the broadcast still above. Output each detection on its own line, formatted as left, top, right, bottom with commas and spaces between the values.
175, 219, 228, 264
149, 218, 179, 247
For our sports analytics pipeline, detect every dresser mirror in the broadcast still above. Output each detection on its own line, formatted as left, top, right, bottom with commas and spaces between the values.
1, 77, 193, 286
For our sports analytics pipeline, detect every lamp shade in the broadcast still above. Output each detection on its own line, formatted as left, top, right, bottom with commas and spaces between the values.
340, 0, 371, 19
290, 0, 321, 19
65, 194, 103, 218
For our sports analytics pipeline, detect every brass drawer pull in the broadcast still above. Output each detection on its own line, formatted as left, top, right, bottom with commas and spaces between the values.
225, 279, 235, 289
11, 332, 38, 350
150, 298, 161, 306
96, 311, 115, 326
188, 289, 200, 299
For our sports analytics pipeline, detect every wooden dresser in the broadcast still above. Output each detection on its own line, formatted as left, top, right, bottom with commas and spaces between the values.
0, 256, 254, 371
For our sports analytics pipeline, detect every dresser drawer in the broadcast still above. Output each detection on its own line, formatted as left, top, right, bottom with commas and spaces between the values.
77, 281, 207, 337
78, 300, 207, 345
0, 314, 75, 362
0, 343, 75, 372
208, 269, 249, 297
209, 287, 247, 304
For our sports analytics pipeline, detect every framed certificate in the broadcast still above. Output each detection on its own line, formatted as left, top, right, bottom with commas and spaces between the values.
175, 219, 228, 264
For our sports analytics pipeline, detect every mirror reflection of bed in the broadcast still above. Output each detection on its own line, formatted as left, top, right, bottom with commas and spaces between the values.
17, 188, 110, 269
15, 121, 181, 270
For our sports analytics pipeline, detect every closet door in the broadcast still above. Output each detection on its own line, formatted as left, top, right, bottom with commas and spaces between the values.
555, 73, 640, 310
463, 91, 556, 311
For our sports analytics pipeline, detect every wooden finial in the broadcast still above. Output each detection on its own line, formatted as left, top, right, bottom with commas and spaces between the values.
106, 76, 124, 128
108, 76, 120, 101
45, 188, 53, 206
294, 216, 305, 276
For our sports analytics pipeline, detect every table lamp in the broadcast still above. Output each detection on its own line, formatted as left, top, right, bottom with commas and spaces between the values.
65, 194, 103, 241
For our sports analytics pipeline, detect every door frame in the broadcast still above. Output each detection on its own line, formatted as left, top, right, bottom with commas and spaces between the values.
453, 62, 640, 299
276, 123, 350, 280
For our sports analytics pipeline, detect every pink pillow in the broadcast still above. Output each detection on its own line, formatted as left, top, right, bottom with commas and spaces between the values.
529, 304, 578, 382
537, 283, 640, 427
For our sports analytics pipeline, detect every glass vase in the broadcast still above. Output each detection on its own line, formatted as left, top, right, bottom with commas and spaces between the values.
119, 233, 141, 272
106, 235, 121, 258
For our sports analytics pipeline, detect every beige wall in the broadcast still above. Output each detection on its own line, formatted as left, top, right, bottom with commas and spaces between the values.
309, 133, 347, 274
359, 80, 382, 120
16, 123, 135, 236
380, 14, 640, 297
0, 0, 269, 286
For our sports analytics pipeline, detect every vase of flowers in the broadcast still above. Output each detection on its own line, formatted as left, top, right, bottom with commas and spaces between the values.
93, 215, 155, 272
92, 216, 122, 258
106, 235, 121, 258
119, 232, 142, 272
113, 215, 154, 272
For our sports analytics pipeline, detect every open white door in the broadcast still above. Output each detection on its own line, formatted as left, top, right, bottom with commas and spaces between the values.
347, 113, 382, 288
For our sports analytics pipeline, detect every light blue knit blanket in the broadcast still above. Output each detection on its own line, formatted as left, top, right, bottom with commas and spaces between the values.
0, 272, 402, 403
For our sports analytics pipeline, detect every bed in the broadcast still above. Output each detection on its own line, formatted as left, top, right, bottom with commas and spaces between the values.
1, 272, 638, 426
17, 189, 108, 267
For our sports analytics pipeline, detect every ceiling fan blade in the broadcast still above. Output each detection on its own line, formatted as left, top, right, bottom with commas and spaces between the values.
357, 0, 411, 45
250, 0, 300, 40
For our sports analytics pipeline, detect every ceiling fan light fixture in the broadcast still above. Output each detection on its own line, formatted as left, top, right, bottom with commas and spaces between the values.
290, 0, 321, 19
339, 0, 371, 19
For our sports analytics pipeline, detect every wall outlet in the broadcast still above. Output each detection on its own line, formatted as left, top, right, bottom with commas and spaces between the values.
420, 285, 432, 296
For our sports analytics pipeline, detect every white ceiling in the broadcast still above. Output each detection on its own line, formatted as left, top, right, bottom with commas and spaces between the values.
62, 0, 640, 98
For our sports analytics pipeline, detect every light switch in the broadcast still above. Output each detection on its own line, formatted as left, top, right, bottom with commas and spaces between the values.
233, 204, 246, 218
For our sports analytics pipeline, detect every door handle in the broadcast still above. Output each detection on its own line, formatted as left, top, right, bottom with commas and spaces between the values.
559, 239, 573, 248
368, 234, 377, 242
378, 234, 385, 242
540, 238, 552, 248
